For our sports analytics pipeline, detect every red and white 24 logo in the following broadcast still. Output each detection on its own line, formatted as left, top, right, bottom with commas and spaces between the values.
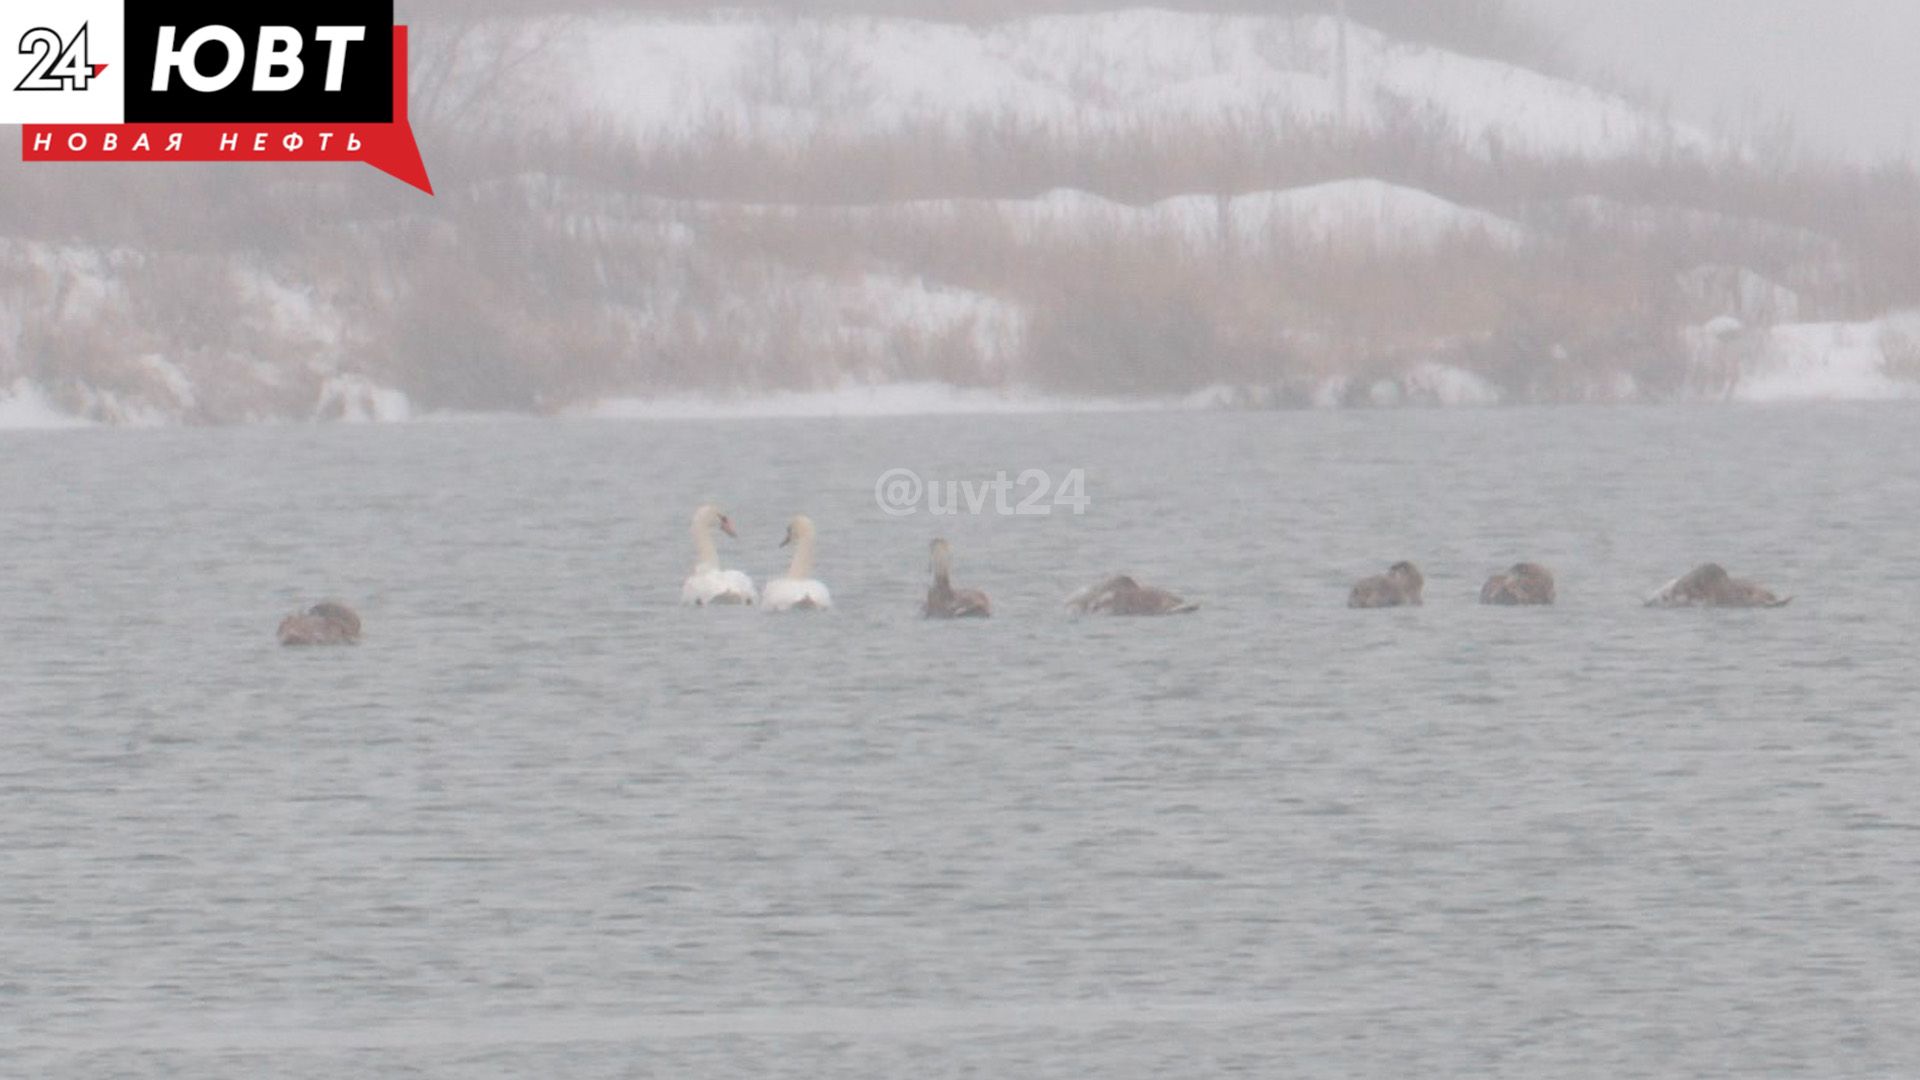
1, 0, 123, 123
15, 23, 106, 92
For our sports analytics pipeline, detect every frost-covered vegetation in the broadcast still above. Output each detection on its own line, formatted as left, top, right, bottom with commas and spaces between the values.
2, 0, 1918, 424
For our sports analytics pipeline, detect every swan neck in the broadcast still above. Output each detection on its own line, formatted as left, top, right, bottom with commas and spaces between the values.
931, 547, 952, 589
692, 519, 720, 572
786, 533, 816, 580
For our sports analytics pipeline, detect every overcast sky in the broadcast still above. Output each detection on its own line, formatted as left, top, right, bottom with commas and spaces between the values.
1507, 0, 1919, 164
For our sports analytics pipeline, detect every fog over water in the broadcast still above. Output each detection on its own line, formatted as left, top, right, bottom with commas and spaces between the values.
6, 4, 1920, 1075
1512, 0, 1920, 164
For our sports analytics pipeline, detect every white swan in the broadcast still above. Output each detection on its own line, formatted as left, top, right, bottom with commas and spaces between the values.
763, 515, 833, 612
681, 504, 757, 606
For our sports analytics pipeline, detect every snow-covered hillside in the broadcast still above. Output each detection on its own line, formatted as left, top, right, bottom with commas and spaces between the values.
576, 9, 1710, 162
3, 6, 1915, 427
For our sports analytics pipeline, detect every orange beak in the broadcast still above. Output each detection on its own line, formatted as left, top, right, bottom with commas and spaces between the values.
719, 516, 737, 538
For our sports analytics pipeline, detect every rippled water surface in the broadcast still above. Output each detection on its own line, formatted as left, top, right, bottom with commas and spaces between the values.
5, 406, 1920, 1077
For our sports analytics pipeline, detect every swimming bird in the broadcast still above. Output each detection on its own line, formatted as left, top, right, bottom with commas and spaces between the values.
1480, 562, 1556, 605
1349, 562, 1425, 608
764, 515, 833, 612
1065, 574, 1198, 616
924, 538, 991, 618
681, 504, 757, 606
277, 601, 362, 646
1646, 563, 1790, 608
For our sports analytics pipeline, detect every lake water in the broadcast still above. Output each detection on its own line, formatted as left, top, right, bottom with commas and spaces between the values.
4, 405, 1919, 1077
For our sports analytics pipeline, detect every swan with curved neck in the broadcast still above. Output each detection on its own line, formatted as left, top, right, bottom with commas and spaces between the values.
764, 515, 832, 612
681, 504, 757, 606
925, 538, 991, 618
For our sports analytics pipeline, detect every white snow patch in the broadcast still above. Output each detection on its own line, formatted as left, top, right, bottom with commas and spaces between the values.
1184, 384, 1258, 410
0, 379, 91, 430
1703, 315, 1744, 339
1312, 376, 1352, 409
0, 242, 119, 318
1714, 316, 1920, 403
1402, 361, 1502, 405
575, 10, 1708, 162
835, 274, 1027, 373
137, 355, 198, 409
316, 375, 414, 422
1678, 264, 1802, 325
1235, 180, 1525, 250
236, 272, 343, 346
584, 382, 1181, 420
877, 179, 1525, 252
